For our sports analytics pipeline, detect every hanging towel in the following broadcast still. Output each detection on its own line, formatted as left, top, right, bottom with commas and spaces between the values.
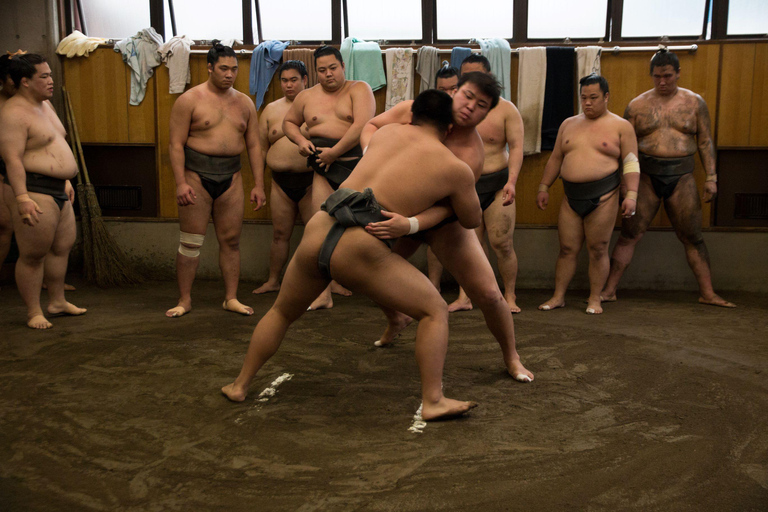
541, 47, 575, 151
479, 38, 512, 101
576, 46, 602, 114
517, 47, 547, 155
384, 48, 414, 110
282, 48, 318, 87
450, 47, 472, 70
415, 46, 439, 92
219, 39, 243, 48
158, 35, 194, 94
56, 30, 106, 58
250, 40, 289, 108
114, 28, 163, 105
340, 37, 386, 91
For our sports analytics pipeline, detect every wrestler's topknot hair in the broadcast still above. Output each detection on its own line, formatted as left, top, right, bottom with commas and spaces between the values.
457, 71, 501, 110
411, 89, 454, 134
579, 73, 609, 95
650, 48, 680, 73
207, 40, 236, 66
278, 60, 308, 79
434, 63, 459, 83
460, 53, 491, 73
314, 45, 343, 65
8, 53, 46, 88
0, 55, 11, 81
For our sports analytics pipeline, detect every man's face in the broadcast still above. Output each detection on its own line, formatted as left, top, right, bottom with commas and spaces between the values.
435, 76, 458, 96
316, 55, 345, 92
23, 62, 53, 100
208, 56, 238, 89
460, 62, 487, 75
651, 65, 680, 96
580, 83, 608, 119
452, 82, 492, 128
280, 69, 306, 100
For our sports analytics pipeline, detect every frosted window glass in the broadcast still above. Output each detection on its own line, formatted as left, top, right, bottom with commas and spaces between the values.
81, 0, 151, 39
173, 0, 244, 41
346, 0, 422, 40
259, 0, 332, 42
622, 0, 706, 37
728, 0, 768, 35
528, 0, 608, 39
436, 0, 513, 40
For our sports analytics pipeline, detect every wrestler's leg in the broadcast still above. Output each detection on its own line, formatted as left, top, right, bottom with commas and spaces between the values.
447, 221, 485, 313
427, 223, 533, 382
582, 190, 619, 314
426, 247, 443, 291
485, 190, 520, 312
212, 172, 252, 315
253, 180, 297, 294
44, 199, 85, 318
166, 171, 212, 317
5, 188, 57, 328
373, 236, 422, 346
539, 200, 584, 311
603, 174, 660, 301
665, 174, 735, 308
0, 181, 13, 278
332, 228, 477, 420
222, 213, 334, 402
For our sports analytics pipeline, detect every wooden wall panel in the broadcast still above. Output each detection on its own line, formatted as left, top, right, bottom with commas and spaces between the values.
718, 43, 755, 147
749, 43, 768, 147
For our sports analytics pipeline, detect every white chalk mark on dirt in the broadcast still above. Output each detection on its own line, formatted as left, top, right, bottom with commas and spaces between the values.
408, 403, 427, 434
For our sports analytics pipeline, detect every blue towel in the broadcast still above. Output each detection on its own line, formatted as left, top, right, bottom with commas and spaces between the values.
451, 47, 472, 70
479, 38, 512, 101
250, 40, 289, 108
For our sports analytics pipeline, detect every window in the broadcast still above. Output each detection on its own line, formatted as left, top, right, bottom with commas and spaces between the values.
727, 0, 768, 35
173, 0, 245, 41
258, 0, 332, 42
81, 0, 151, 39
528, 0, 607, 39
622, 0, 706, 38
345, 0, 422, 41
436, 0, 513, 40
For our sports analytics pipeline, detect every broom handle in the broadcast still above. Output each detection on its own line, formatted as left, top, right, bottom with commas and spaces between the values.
62, 88, 92, 185
61, 88, 82, 177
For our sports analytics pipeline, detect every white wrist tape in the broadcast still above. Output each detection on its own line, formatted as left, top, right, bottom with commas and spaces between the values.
407, 217, 419, 235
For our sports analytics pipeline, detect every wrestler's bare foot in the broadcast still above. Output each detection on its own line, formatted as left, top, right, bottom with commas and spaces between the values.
47, 301, 87, 316
374, 313, 413, 347
166, 299, 191, 318
330, 281, 353, 297
42, 283, 76, 291
27, 313, 53, 329
307, 295, 333, 311
448, 296, 473, 313
252, 280, 280, 294
699, 294, 736, 308
223, 299, 254, 316
538, 297, 565, 311
422, 397, 478, 421
508, 359, 534, 383
585, 296, 603, 315
221, 382, 248, 402
505, 294, 521, 314
600, 293, 617, 303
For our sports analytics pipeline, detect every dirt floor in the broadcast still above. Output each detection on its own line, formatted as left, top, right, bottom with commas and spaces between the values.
1, 278, 767, 511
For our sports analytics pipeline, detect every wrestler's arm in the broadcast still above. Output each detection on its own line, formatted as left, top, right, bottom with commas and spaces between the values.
282, 91, 314, 156
359, 101, 412, 150
619, 118, 640, 218
536, 121, 567, 210
449, 162, 482, 229
244, 97, 266, 210
0, 110, 42, 226
365, 201, 455, 239
317, 81, 376, 166
502, 102, 524, 206
696, 95, 717, 202
168, 93, 195, 206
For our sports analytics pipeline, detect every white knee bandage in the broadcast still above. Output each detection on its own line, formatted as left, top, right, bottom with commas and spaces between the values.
178, 232, 205, 258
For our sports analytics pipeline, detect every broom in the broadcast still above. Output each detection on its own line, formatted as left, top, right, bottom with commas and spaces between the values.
63, 87, 143, 287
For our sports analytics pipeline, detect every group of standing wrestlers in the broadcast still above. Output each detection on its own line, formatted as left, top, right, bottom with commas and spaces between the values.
0, 43, 733, 421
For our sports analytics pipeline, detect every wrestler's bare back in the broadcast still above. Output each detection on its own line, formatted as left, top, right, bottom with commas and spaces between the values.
627, 87, 703, 157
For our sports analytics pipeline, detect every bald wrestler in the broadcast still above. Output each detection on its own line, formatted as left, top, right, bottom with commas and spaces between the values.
360, 72, 533, 383
537, 74, 639, 315
166, 41, 265, 318
252, 60, 314, 294
0, 53, 84, 328
282, 45, 376, 310
602, 50, 734, 308
222, 90, 481, 421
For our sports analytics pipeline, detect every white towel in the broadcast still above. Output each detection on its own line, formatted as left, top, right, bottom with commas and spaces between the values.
517, 47, 547, 155
56, 30, 106, 58
219, 39, 243, 48
384, 48, 414, 111
576, 46, 602, 114
415, 46, 439, 92
158, 35, 194, 94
